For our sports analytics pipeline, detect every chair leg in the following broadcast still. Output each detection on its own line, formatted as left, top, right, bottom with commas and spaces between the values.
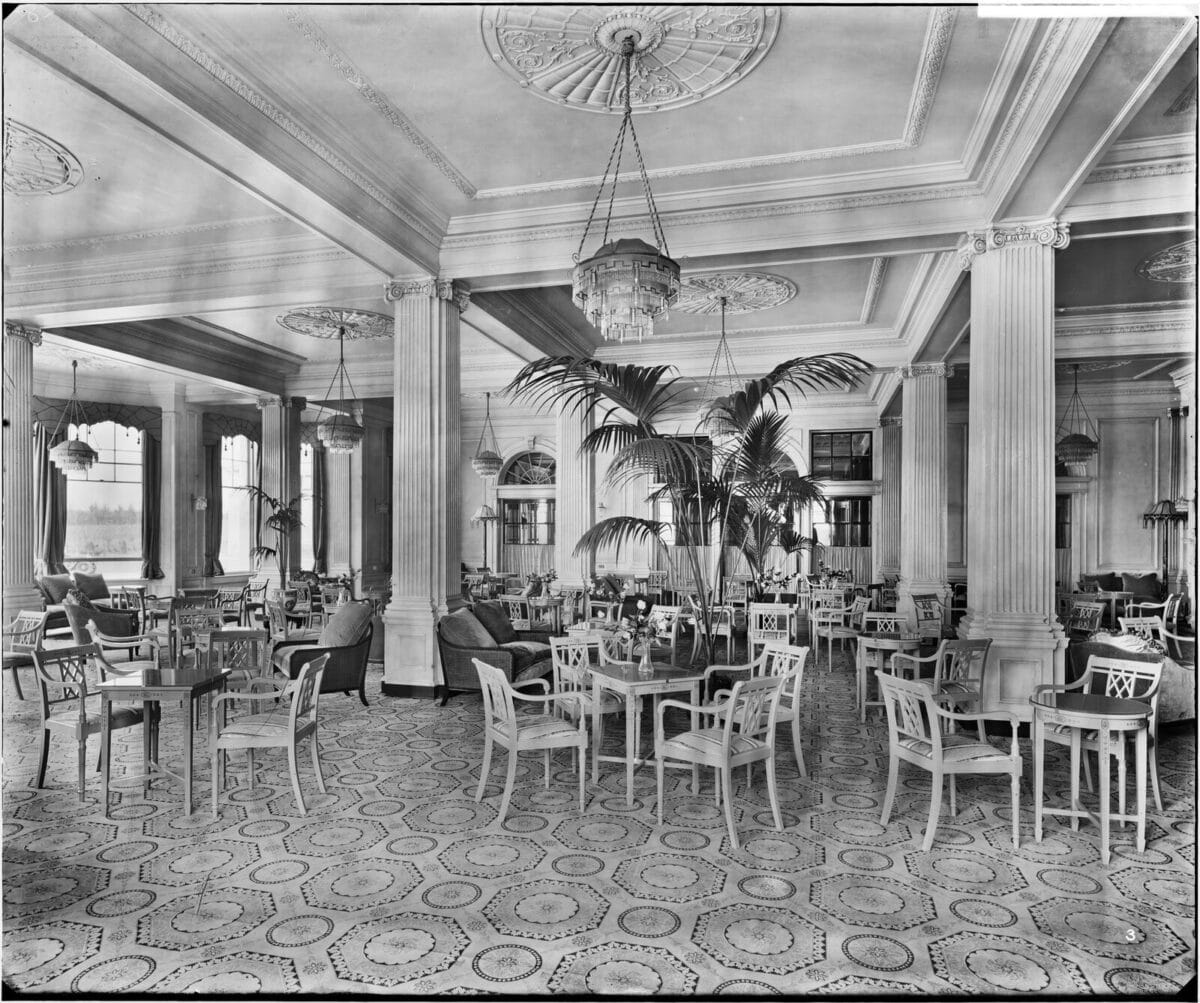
656, 756, 665, 826
948, 775, 957, 818
1011, 769, 1020, 849
880, 754, 898, 825
923, 770, 943, 851
577, 739, 585, 814
77, 736, 88, 803
212, 747, 222, 818
8, 666, 23, 701
543, 749, 551, 789
247, 748, 256, 790
498, 746, 518, 824
765, 751, 783, 832
476, 732, 493, 803
288, 742, 307, 815
791, 714, 806, 778
311, 735, 327, 795
1149, 739, 1163, 812
719, 763, 738, 850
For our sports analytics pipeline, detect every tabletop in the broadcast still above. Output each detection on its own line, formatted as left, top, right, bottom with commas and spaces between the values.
589, 660, 705, 692
97, 667, 231, 695
1030, 689, 1150, 719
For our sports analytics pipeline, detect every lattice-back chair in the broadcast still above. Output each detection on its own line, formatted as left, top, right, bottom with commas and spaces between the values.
173, 607, 226, 667
557, 589, 584, 627
723, 578, 750, 621
264, 600, 321, 647
912, 594, 949, 640
463, 574, 487, 602
205, 628, 272, 693
930, 638, 993, 740
211, 653, 330, 817
1065, 600, 1105, 639
1033, 655, 1165, 816
1118, 615, 1164, 640
595, 631, 635, 665
242, 580, 269, 626
691, 605, 736, 664
811, 595, 870, 671
214, 587, 245, 626
1127, 593, 1183, 633
178, 588, 219, 607
549, 636, 622, 774
318, 584, 351, 626
473, 658, 587, 824
645, 570, 668, 603
655, 671, 790, 850
646, 604, 684, 666
31, 643, 150, 802
877, 670, 1021, 852
747, 603, 796, 661
807, 587, 845, 640
3, 609, 47, 701
863, 611, 906, 634
85, 619, 167, 673
500, 594, 532, 631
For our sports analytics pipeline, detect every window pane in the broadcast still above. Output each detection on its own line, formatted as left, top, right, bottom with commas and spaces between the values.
220, 435, 254, 572
300, 445, 314, 570
811, 429, 873, 481
64, 421, 142, 568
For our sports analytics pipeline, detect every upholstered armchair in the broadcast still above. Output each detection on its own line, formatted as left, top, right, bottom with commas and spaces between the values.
272, 601, 375, 706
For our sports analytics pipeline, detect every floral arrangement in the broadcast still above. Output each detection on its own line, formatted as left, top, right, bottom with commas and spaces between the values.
617, 599, 661, 652
754, 568, 792, 593
588, 576, 622, 600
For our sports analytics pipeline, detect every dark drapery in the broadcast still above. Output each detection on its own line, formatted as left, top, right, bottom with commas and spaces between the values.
140, 434, 164, 579
312, 445, 327, 575
203, 442, 224, 576
34, 426, 68, 575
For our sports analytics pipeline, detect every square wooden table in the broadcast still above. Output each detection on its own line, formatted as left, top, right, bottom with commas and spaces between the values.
97, 666, 230, 817
1031, 689, 1150, 864
588, 660, 705, 806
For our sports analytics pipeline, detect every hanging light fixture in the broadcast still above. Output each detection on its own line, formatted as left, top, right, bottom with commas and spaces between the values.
1055, 364, 1100, 467
572, 33, 680, 344
471, 392, 503, 479
316, 325, 364, 453
48, 359, 98, 473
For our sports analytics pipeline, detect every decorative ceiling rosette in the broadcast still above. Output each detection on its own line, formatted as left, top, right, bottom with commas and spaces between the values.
1135, 240, 1195, 284
673, 272, 797, 314
481, 6, 779, 113
275, 307, 394, 340
3, 119, 85, 195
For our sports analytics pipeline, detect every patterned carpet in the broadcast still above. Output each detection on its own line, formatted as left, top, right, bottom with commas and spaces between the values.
3, 641, 1195, 997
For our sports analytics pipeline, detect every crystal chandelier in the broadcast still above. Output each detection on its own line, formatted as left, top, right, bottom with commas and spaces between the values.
572, 34, 680, 344
471, 392, 503, 479
48, 359, 98, 473
316, 325, 365, 453
1055, 364, 1099, 467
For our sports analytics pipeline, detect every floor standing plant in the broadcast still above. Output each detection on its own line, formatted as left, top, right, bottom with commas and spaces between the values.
504, 352, 871, 665
242, 485, 303, 592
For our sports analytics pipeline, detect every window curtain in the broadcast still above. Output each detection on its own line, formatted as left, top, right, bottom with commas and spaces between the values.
141, 434, 164, 579
34, 426, 68, 575
203, 442, 224, 576
312, 445, 327, 575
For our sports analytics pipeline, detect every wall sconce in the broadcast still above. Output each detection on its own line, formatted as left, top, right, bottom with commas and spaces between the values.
193, 495, 208, 511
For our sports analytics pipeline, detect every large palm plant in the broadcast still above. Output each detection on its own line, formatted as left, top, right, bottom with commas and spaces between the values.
242, 485, 303, 591
504, 352, 871, 665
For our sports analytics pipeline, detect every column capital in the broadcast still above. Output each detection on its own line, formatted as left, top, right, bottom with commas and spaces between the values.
4, 322, 42, 346
385, 277, 470, 314
255, 395, 307, 411
958, 220, 1070, 270
880, 416, 903, 428
900, 362, 954, 381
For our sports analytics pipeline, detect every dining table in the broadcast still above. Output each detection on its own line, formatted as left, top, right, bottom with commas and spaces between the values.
855, 630, 922, 722
588, 659, 705, 806
97, 665, 231, 817
1030, 688, 1151, 864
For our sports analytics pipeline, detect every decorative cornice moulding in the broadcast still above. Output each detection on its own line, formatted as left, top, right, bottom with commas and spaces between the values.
860, 258, 890, 325
6, 215, 290, 256
1084, 157, 1195, 186
957, 221, 1070, 269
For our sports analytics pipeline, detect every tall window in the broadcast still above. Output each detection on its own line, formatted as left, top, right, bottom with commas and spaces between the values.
499, 451, 556, 546
300, 444, 314, 570
501, 499, 555, 545
816, 497, 872, 547
811, 431, 873, 480
1055, 494, 1071, 551
63, 421, 142, 577
219, 435, 255, 573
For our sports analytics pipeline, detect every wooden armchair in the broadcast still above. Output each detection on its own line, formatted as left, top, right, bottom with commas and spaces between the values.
3, 609, 47, 701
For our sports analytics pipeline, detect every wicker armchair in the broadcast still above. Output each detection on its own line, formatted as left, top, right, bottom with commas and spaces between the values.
435, 603, 552, 705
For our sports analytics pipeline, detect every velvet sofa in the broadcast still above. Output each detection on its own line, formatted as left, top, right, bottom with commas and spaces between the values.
273, 601, 375, 705
435, 600, 552, 704
35, 573, 121, 639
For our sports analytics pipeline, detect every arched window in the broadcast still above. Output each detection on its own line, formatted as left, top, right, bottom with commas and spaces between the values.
63, 421, 142, 577
501, 451, 556, 485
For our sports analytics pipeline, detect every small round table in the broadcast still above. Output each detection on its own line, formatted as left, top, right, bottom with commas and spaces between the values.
856, 632, 921, 723
1030, 689, 1150, 864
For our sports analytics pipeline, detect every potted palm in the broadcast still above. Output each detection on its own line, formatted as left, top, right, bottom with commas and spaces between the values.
503, 352, 871, 666
242, 485, 303, 591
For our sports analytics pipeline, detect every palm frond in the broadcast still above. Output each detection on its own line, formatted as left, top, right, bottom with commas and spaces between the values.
705, 353, 872, 431
573, 516, 670, 560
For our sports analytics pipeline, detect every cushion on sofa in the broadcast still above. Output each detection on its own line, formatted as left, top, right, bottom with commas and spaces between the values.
73, 571, 110, 600
513, 656, 553, 685
62, 594, 134, 644
437, 609, 498, 649
318, 602, 373, 648
1122, 572, 1161, 601
38, 574, 74, 604
498, 640, 551, 674
1097, 572, 1124, 592
472, 600, 517, 644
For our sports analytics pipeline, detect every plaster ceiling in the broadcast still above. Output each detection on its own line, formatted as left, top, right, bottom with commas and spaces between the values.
3, 5, 1195, 412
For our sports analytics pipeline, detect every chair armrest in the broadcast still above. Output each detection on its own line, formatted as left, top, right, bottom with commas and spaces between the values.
1032, 678, 1087, 699
512, 678, 549, 693
702, 660, 755, 681
657, 696, 727, 720
212, 689, 284, 711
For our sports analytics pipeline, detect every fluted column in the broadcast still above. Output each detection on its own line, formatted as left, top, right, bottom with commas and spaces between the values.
3, 323, 43, 619
555, 405, 595, 589
958, 221, 1069, 717
256, 396, 305, 589
383, 277, 468, 694
876, 416, 902, 582
897, 365, 951, 626
1170, 365, 1194, 627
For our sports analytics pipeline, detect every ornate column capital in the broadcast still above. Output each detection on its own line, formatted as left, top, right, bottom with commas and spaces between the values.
255, 395, 307, 411
385, 277, 470, 314
4, 322, 42, 346
958, 220, 1070, 270
880, 416, 903, 428
900, 362, 954, 381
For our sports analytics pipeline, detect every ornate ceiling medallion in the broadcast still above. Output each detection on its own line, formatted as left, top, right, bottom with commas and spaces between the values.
1136, 240, 1195, 284
673, 272, 797, 315
481, 6, 779, 113
3, 120, 84, 196
275, 307, 393, 340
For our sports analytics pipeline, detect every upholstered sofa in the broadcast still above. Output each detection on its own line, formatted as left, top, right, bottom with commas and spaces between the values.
1079, 571, 1164, 603
34, 573, 123, 639
273, 601, 375, 705
435, 600, 552, 704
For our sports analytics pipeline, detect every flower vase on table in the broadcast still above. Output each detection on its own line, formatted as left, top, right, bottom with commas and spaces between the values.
637, 645, 654, 678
